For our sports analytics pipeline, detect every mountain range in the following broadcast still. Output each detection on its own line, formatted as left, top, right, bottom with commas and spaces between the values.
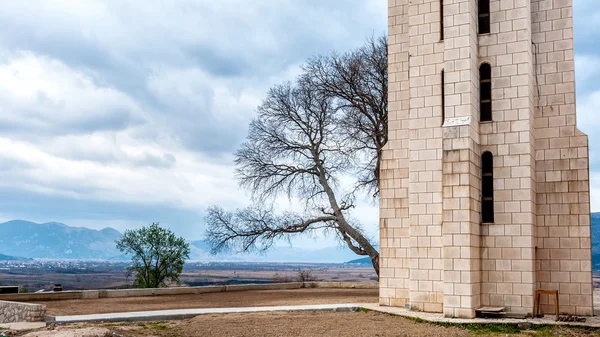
591, 213, 600, 269
0, 216, 599, 267
0, 220, 122, 259
0, 253, 32, 261
0, 220, 361, 262
189, 241, 365, 263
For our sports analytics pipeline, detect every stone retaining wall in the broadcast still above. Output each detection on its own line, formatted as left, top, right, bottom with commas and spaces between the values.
308, 282, 378, 289
0, 282, 377, 302
0, 300, 46, 324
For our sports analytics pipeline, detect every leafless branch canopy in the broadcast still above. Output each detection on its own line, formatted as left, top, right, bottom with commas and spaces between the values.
235, 81, 351, 204
303, 35, 388, 195
205, 206, 336, 254
204, 36, 385, 275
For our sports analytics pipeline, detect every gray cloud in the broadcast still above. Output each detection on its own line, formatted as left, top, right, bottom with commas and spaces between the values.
0, 0, 386, 154
0, 0, 596, 246
573, 0, 600, 174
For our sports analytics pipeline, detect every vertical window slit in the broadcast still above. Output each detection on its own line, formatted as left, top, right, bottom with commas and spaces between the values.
480, 63, 492, 122
479, 0, 490, 34
481, 152, 494, 224
441, 70, 445, 125
440, 0, 444, 41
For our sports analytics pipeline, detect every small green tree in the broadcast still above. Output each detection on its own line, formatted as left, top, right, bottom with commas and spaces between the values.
116, 223, 190, 288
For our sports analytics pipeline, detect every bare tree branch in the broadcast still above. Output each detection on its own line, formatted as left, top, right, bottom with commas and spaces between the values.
303, 35, 387, 196
204, 36, 385, 275
205, 206, 337, 254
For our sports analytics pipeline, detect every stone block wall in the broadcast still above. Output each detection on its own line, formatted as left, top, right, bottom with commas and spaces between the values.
381, 0, 593, 317
380, 0, 411, 308
442, 117, 482, 318
531, 0, 593, 316
478, 0, 538, 314
0, 300, 46, 324
406, 0, 446, 313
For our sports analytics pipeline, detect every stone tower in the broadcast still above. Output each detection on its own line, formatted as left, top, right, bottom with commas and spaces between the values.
380, 0, 593, 318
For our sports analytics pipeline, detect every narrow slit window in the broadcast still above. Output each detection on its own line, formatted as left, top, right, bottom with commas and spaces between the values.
481, 152, 494, 224
479, 0, 490, 34
440, 0, 444, 41
441, 70, 445, 125
480, 63, 492, 122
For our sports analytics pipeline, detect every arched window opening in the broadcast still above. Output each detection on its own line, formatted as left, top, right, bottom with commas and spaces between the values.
480, 63, 492, 122
481, 152, 494, 223
479, 0, 490, 34
441, 70, 445, 125
440, 0, 444, 41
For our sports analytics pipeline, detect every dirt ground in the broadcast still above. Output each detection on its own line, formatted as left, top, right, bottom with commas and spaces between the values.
39, 288, 378, 315
14, 311, 600, 337
99, 311, 473, 337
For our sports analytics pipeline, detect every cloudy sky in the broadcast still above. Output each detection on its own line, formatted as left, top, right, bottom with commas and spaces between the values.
0, 1, 598, 246
0, 1, 386, 245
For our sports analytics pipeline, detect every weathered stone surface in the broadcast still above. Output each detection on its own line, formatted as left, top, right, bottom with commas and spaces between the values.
21, 327, 110, 337
0, 300, 46, 324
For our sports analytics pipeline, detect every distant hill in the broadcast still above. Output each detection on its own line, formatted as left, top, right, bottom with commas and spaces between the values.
248, 246, 363, 263
0, 253, 32, 261
0, 221, 362, 262
0, 220, 122, 259
345, 257, 371, 265
592, 213, 599, 272
189, 240, 371, 263
1, 215, 596, 267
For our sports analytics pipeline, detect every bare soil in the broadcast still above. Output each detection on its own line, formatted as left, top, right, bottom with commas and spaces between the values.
8, 311, 600, 337
21, 327, 110, 337
40, 288, 378, 315
128, 311, 473, 337
28, 312, 599, 337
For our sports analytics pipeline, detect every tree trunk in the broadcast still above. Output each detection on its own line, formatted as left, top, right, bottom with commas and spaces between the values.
313, 152, 380, 276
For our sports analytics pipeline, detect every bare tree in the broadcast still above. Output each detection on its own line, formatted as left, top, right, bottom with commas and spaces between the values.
272, 273, 293, 283
205, 78, 380, 275
303, 35, 387, 195
297, 269, 319, 282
